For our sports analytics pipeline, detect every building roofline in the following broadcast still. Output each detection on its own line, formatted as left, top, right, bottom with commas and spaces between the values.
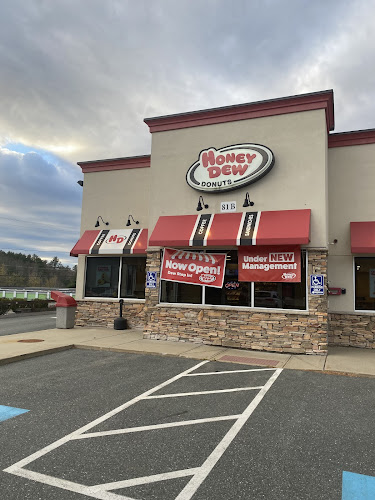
144, 89, 335, 133
328, 128, 375, 148
78, 155, 150, 173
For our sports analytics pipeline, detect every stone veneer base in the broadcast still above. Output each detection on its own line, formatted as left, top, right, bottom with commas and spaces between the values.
329, 313, 375, 349
75, 300, 145, 330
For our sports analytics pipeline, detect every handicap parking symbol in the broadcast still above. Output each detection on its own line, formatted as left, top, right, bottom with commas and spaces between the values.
146, 271, 157, 288
310, 274, 324, 295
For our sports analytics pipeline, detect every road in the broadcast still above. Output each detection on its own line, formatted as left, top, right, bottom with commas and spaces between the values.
0, 311, 56, 336
1, 349, 375, 499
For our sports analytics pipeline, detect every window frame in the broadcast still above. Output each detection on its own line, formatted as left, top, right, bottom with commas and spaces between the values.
158, 249, 308, 312
84, 255, 146, 301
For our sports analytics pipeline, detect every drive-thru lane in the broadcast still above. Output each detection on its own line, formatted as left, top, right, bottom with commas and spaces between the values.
1, 349, 375, 499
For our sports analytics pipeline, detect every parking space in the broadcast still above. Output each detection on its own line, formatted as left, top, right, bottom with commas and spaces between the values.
1, 349, 375, 499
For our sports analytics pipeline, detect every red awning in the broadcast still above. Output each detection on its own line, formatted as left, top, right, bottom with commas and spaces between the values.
70, 228, 148, 256
149, 209, 310, 247
351, 222, 375, 253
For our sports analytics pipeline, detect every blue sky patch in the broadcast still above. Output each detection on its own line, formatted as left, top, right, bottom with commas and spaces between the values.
0, 405, 29, 423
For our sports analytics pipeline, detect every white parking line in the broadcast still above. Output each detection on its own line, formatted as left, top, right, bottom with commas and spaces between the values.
4, 360, 208, 471
89, 468, 200, 492
4, 360, 282, 500
175, 368, 282, 500
145, 386, 264, 399
186, 368, 276, 376
75, 415, 241, 439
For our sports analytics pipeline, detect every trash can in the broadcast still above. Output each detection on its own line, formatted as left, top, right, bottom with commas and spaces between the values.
51, 291, 77, 329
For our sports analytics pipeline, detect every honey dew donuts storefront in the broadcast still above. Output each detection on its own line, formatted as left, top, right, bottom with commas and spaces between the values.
71, 89, 375, 354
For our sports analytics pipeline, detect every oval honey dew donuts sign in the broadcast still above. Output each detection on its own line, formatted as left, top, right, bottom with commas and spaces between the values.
186, 144, 274, 193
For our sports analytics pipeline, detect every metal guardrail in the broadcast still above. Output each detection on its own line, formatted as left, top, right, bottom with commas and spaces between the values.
0, 287, 76, 301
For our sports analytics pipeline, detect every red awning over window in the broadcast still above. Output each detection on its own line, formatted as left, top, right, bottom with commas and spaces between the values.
70, 228, 148, 256
149, 209, 310, 247
351, 222, 375, 253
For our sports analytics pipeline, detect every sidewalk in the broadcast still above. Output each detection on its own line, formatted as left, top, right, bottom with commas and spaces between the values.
1, 327, 375, 377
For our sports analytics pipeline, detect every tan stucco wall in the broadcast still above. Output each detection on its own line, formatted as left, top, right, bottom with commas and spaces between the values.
80, 167, 150, 234
328, 143, 375, 312
148, 109, 329, 248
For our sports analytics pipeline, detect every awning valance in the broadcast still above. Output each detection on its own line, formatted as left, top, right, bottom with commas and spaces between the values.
70, 228, 148, 256
351, 222, 375, 253
149, 209, 310, 247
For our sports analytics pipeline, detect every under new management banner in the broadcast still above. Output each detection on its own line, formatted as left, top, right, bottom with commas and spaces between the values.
161, 248, 226, 288
238, 246, 301, 283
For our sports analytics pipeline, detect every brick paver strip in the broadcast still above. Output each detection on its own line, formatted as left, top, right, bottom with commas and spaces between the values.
218, 355, 279, 367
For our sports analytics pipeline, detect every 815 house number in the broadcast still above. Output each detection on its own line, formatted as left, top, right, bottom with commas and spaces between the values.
221, 201, 236, 213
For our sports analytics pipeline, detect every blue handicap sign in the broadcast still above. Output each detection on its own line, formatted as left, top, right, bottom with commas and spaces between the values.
146, 271, 157, 288
310, 274, 324, 295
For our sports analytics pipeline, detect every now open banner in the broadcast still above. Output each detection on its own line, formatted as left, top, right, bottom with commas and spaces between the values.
238, 246, 301, 282
161, 248, 226, 288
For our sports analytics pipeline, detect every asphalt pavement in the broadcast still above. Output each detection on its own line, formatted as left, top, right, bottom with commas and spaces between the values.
0, 311, 57, 336
1, 349, 375, 499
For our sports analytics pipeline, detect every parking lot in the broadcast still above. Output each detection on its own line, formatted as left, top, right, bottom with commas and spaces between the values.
1, 349, 375, 499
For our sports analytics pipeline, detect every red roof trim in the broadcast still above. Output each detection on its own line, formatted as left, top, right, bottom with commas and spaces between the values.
328, 129, 375, 148
78, 155, 150, 173
144, 90, 334, 133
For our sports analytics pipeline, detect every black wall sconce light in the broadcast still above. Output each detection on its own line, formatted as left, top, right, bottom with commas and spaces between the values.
196, 196, 209, 211
77, 180, 84, 187
95, 216, 109, 227
243, 192, 254, 207
126, 214, 139, 226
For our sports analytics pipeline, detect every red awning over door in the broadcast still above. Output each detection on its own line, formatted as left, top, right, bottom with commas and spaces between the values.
149, 209, 310, 247
70, 228, 148, 256
351, 222, 375, 253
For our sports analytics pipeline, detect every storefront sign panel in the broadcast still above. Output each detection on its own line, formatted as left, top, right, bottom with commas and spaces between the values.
186, 144, 274, 193
91, 229, 141, 254
161, 248, 226, 288
238, 246, 301, 282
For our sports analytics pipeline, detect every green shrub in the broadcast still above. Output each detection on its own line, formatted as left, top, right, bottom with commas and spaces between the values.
0, 298, 53, 315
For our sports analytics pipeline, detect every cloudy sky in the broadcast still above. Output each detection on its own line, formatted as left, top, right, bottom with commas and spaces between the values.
1, 0, 375, 267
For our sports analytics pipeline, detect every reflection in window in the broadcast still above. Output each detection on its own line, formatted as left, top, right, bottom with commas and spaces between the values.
205, 250, 251, 307
355, 257, 375, 311
85, 257, 120, 298
161, 281, 202, 304
85, 256, 146, 299
121, 257, 146, 299
254, 250, 307, 310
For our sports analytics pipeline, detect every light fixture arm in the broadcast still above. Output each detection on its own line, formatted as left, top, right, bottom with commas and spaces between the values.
126, 214, 139, 226
95, 216, 109, 227
196, 196, 209, 211
243, 192, 254, 208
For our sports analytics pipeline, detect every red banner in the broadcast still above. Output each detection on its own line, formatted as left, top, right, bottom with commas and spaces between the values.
161, 248, 226, 288
238, 246, 301, 282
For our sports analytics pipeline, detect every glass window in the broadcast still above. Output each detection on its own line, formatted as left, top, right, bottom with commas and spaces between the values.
254, 250, 307, 310
85, 256, 146, 299
355, 257, 375, 311
85, 257, 120, 298
161, 281, 202, 304
205, 250, 252, 307
159, 249, 307, 310
120, 257, 146, 299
